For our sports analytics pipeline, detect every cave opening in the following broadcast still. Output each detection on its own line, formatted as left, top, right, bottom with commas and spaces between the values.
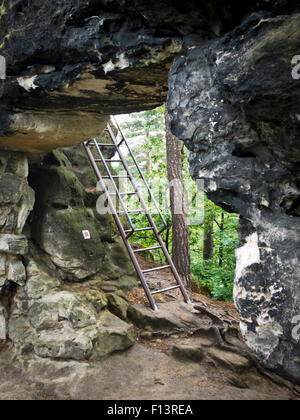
104, 108, 239, 303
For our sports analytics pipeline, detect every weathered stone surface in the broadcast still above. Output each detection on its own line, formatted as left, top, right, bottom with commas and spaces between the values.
168, 9, 300, 383
0, 175, 25, 205
208, 348, 251, 373
90, 310, 135, 359
100, 275, 138, 292
107, 293, 128, 320
0, 1, 181, 153
21, 260, 61, 302
0, 255, 6, 277
0, 303, 7, 342
33, 326, 94, 361
7, 258, 26, 286
85, 289, 108, 313
29, 150, 136, 282
0, 278, 9, 292
0, 151, 34, 238
28, 291, 98, 331
128, 301, 209, 331
10, 303, 134, 361
32, 207, 107, 281
0, 234, 28, 255
8, 246, 135, 362
2, 0, 296, 154
16, 185, 35, 235
173, 344, 205, 363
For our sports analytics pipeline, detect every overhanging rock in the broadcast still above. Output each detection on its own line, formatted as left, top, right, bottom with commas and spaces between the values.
1, 0, 296, 155
167, 10, 300, 384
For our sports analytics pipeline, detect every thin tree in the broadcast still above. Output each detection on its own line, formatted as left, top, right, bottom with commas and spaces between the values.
203, 195, 214, 261
165, 111, 191, 289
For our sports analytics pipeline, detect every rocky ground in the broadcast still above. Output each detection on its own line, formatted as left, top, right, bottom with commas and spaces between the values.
0, 257, 299, 401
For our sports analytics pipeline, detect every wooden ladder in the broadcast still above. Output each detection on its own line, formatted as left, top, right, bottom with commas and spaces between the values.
83, 116, 192, 311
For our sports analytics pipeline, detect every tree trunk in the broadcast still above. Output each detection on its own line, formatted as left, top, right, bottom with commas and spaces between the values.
203, 196, 214, 261
219, 212, 224, 267
165, 111, 191, 289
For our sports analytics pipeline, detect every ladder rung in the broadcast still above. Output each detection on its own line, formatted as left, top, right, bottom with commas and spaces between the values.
124, 227, 154, 233
134, 246, 162, 253
152, 285, 181, 295
118, 209, 144, 214
95, 159, 121, 163
142, 265, 171, 274
102, 175, 130, 179
109, 192, 137, 196
87, 142, 115, 147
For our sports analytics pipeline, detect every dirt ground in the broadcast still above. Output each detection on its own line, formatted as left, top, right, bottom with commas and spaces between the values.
0, 255, 299, 401
0, 340, 298, 400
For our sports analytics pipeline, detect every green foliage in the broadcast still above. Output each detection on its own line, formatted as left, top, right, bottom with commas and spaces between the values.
116, 107, 239, 302
191, 261, 235, 302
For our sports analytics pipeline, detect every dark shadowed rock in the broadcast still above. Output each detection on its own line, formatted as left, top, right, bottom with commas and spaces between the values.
168, 10, 300, 383
1, 0, 299, 154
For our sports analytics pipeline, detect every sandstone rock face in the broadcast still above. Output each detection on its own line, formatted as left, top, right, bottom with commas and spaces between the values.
0, 144, 137, 361
0, 302, 7, 342
29, 149, 136, 284
0, 0, 182, 154
168, 11, 300, 383
0, 0, 300, 383
0, 151, 34, 340
1, 0, 296, 155
9, 253, 135, 361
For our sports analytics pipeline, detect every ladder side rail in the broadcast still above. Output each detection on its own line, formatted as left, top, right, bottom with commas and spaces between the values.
92, 139, 135, 233
110, 116, 168, 234
106, 127, 191, 305
83, 141, 158, 311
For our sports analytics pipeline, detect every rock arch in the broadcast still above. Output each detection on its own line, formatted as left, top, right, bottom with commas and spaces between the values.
0, 0, 299, 383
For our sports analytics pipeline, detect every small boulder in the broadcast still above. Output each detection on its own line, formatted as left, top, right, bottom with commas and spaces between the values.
107, 293, 128, 320
91, 311, 135, 359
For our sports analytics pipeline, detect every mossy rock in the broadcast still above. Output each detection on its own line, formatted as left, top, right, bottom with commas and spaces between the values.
107, 293, 129, 320
29, 150, 85, 211
31, 207, 106, 281
85, 289, 108, 312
